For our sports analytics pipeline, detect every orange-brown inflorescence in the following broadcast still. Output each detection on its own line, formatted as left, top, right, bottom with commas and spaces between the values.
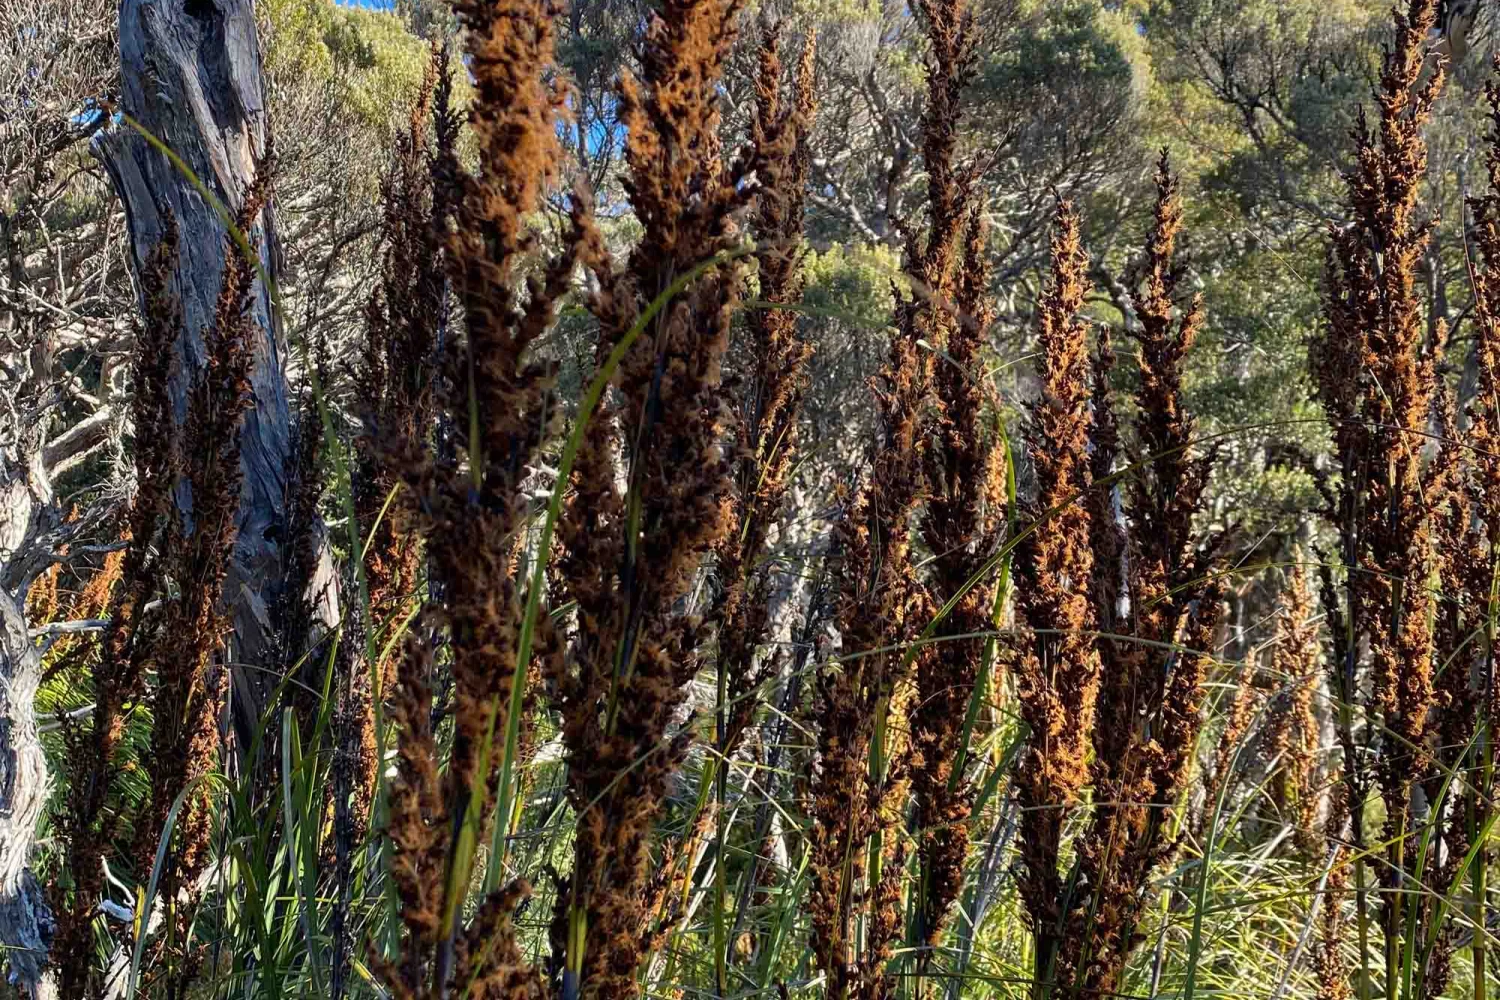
1055, 153, 1222, 996
53, 220, 182, 1000
711, 25, 818, 759
1011, 201, 1100, 986
1468, 70, 1500, 735
806, 0, 990, 994
335, 48, 449, 1000
1464, 54, 1500, 803
1262, 561, 1322, 855
1316, 788, 1352, 1000
352, 44, 448, 832
32, 516, 128, 684
908, 199, 1007, 968
1310, 1, 1454, 987
1315, 859, 1352, 1000
1414, 59, 1500, 998
1202, 654, 1257, 841
39, 545, 125, 676
372, 0, 586, 993
544, 0, 767, 993
125, 160, 276, 993
1419, 395, 1472, 947
681, 24, 818, 985
420, 0, 577, 839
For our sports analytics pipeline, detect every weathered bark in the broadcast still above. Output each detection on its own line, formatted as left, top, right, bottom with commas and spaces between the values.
0, 597, 55, 1000
92, 0, 337, 742
0, 410, 61, 997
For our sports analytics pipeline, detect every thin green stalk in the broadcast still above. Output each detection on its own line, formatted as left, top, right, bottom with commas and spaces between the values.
1387, 808, 1407, 1000
1475, 731, 1492, 1000
651, 755, 718, 993
1183, 725, 1237, 1000
125, 774, 227, 1000
1475, 569, 1497, 1000
281, 711, 325, 997
1403, 744, 1459, 1000
1356, 844, 1373, 1000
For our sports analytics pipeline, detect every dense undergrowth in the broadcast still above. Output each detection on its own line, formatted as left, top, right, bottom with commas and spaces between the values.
20, 0, 1500, 998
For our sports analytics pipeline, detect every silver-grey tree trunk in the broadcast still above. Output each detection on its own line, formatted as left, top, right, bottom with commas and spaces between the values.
0, 419, 61, 999
0, 597, 52, 999
94, 0, 337, 742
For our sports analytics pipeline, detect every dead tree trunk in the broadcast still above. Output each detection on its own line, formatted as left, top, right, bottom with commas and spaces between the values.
93, 0, 337, 745
0, 600, 52, 999
0, 405, 61, 998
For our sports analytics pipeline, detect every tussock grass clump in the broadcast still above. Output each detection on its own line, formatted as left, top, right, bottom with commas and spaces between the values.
375, 0, 812, 996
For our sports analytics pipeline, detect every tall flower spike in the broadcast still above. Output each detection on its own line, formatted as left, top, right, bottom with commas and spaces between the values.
712, 24, 818, 760
1263, 561, 1322, 857
547, 0, 757, 995
1310, 2, 1450, 988
807, 0, 980, 995
352, 44, 447, 832
908, 200, 1005, 970
1203, 654, 1257, 839
1465, 60, 1500, 765
343, 51, 447, 1000
371, 0, 586, 994
1011, 199, 1101, 995
1316, 789, 1352, 1000
129, 156, 275, 994
1058, 153, 1222, 997
676, 26, 820, 986
1415, 55, 1500, 999
53, 218, 181, 999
